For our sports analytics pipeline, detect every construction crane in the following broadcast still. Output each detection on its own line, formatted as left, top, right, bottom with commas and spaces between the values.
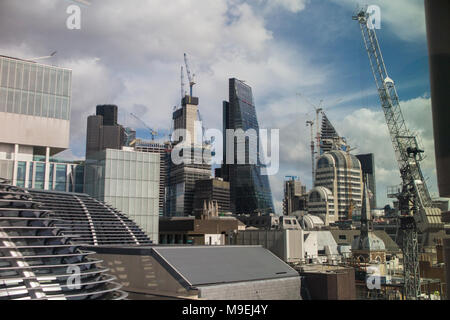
180, 66, 186, 100
129, 113, 158, 141
306, 120, 316, 185
353, 7, 442, 300
183, 53, 196, 97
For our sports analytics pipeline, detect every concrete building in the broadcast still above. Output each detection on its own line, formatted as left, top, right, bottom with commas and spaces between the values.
166, 95, 212, 216
307, 186, 337, 225
219, 78, 274, 215
297, 265, 356, 300
0, 55, 80, 191
283, 176, 307, 215
315, 150, 363, 220
91, 246, 302, 300
159, 216, 244, 245
192, 178, 231, 218
84, 148, 160, 243
230, 229, 303, 263
86, 104, 126, 158
356, 153, 377, 209
236, 213, 280, 230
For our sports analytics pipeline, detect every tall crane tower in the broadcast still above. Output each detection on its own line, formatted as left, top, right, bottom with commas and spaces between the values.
353, 7, 442, 299
184, 53, 196, 97
130, 113, 158, 141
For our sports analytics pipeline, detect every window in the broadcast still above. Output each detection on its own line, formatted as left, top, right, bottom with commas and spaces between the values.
339, 235, 346, 240
34, 162, 45, 189
28, 163, 33, 188
16, 162, 26, 188
55, 164, 67, 191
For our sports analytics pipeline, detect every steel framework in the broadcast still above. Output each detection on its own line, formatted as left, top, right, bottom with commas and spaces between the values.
353, 7, 442, 299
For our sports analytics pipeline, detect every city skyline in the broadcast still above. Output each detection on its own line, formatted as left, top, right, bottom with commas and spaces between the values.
0, 0, 437, 213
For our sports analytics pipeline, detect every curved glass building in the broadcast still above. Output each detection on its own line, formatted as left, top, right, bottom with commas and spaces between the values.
220, 78, 274, 215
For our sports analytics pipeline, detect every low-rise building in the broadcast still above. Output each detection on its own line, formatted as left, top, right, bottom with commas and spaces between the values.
91, 245, 302, 300
159, 216, 244, 245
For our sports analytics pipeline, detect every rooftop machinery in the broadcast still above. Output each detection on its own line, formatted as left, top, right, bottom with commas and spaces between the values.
353, 7, 442, 299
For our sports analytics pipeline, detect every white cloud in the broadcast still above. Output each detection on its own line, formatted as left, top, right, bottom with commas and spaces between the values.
336, 96, 438, 207
264, 0, 308, 13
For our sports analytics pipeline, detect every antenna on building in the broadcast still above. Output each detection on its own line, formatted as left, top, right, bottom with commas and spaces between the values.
28, 51, 57, 61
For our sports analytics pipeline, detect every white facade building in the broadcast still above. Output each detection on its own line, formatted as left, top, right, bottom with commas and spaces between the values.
314, 150, 363, 221
0, 55, 78, 191
84, 148, 160, 243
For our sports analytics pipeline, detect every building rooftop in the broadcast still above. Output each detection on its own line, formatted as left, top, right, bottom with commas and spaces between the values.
27, 189, 152, 246
96, 245, 299, 287
152, 246, 299, 286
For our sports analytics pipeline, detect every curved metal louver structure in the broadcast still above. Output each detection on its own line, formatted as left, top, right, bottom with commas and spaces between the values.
0, 178, 127, 300
28, 190, 152, 246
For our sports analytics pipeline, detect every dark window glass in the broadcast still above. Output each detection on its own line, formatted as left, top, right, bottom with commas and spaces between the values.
35, 163, 45, 189
16, 161, 26, 188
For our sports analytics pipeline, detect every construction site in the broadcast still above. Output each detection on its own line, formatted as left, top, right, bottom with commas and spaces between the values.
272, 6, 449, 300
0, 1, 449, 303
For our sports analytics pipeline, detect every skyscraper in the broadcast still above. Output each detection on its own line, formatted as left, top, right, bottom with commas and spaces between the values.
320, 113, 348, 155
356, 153, 377, 209
166, 95, 211, 216
86, 104, 126, 158
220, 78, 274, 215
315, 150, 363, 220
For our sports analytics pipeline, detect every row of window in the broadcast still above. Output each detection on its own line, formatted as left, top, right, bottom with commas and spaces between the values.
15, 161, 83, 192
0, 58, 71, 97
0, 87, 70, 120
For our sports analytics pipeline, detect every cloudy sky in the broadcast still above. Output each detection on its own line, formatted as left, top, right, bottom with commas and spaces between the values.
0, 0, 438, 213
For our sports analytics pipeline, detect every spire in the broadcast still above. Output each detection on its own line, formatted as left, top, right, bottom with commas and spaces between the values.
360, 178, 372, 237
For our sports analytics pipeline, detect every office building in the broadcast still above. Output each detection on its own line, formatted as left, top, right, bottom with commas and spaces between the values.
220, 78, 274, 215
356, 153, 377, 208
86, 104, 126, 158
84, 148, 160, 243
135, 140, 171, 216
0, 55, 81, 191
192, 178, 231, 218
315, 150, 363, 220
166, 95, 211, 216
307, 186, 337, 225
124, 127, 137, 147
283, 176, 307, 215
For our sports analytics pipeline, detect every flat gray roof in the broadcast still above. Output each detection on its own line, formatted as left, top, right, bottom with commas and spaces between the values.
152, 246, 299, 286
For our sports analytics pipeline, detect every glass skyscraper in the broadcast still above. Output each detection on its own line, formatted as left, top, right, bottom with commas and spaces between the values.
220, 78, 274, 215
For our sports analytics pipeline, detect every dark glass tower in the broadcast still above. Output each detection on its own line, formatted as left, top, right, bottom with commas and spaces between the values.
356, 153, 377, 209
220, 78, 274, 215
